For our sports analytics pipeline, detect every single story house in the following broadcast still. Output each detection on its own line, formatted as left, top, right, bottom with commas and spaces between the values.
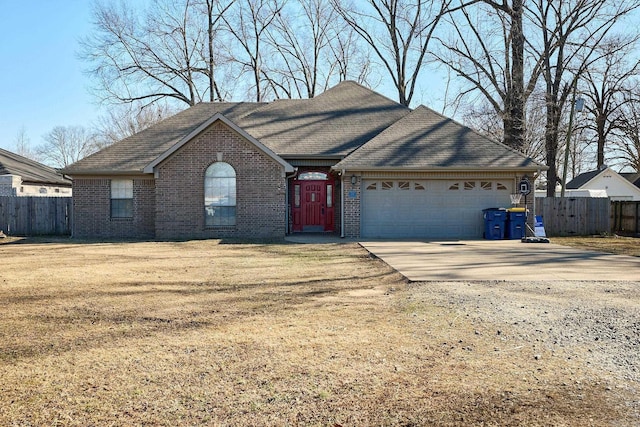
566, 167, 640, 201
0, 148, 72, 197
63, 81, 543, 240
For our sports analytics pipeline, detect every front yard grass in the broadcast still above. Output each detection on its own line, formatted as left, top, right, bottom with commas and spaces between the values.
552, 235, 640, 257
0, 238, 636, 425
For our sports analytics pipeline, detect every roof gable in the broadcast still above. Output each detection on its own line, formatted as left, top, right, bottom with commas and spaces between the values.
64, 103, 265, 174
568, 167, 640, 199
333, 105, 543, 171
143, 113, 294, 173
0, 148, 71, 185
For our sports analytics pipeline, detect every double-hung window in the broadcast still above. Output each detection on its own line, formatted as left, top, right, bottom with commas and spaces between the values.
111, 179, 133, 218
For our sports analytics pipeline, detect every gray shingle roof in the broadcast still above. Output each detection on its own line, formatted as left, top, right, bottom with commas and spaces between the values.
0, 148, 71, 185
333, 106, 543, 171
237, 81, 410, 157
64, 81, 410, 174
64, 103, 263, 174
64, 81, 542, 175
566, 169, 605, 189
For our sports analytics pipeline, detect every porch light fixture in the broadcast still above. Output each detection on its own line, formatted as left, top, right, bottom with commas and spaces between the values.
351, 175, 357, 186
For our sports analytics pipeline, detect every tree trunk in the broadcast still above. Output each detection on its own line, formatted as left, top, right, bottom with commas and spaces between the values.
505, 0, 525, 152
596, 113, 606, 168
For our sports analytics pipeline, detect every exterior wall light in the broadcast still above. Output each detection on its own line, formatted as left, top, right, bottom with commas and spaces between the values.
351, 175, 357, 186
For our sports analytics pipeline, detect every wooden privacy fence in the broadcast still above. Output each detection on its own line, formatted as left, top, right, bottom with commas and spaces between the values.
0, 196, 72, 236
535, 197, 611, 237
611, 201, 640, 236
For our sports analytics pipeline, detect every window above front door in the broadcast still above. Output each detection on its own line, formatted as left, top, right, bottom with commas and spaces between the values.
298, 172, 328, 180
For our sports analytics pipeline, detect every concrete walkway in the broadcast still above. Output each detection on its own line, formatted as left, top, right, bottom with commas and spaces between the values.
360, 240, 640, 282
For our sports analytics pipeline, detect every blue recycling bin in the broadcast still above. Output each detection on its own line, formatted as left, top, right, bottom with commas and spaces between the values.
483, 208, 507, 240
507, 210, 527, 239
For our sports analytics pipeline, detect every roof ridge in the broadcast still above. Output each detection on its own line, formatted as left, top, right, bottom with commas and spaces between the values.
315, 80, 403, 107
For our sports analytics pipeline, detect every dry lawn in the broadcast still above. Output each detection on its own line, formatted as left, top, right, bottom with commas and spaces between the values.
0, 237, 636, 426
551, 235, 640, 257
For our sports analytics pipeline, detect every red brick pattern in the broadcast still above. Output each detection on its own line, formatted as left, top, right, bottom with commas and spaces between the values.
71, 122, 287, 240
342, 176, 361, 238
72, 178, 155, 239
154, 122, 287, 239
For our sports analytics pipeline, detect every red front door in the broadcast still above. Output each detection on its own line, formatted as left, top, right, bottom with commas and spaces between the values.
292, 179, 335, 232
302, 182, 324, 230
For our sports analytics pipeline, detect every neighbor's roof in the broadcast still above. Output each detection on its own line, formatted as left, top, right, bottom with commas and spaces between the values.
333, 106, 544, 171
0, 148, 71, 185
620, 172, 640, 188
566, 169, 605, 189
64, 81, 410, 175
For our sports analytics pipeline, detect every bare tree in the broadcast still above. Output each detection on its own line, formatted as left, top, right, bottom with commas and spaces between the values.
13, 127, 40, 161
220, 0, 285, 101
462, 91, 546, 163
38, 126, 99, 168
330, 23, 375, 85
94, 102, 179, 148
332, 0, 451, 106
435, 0, 539, 151
81, 0, 234, 107
264, 0, 371, 98
579, 37, 640, 169
527, 0, 640, 195
612, 89, 640, 172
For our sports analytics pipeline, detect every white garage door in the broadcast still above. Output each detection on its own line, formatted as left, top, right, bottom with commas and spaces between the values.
361, 179, 513, 239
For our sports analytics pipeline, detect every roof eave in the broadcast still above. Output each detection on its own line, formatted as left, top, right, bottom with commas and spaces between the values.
63, 170, 150, 177
332, 165, 548, 173
143, 113, 294, 174
281, 154, 344, 160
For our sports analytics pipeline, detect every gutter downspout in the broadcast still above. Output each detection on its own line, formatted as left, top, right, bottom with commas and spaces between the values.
340, 169, 345, 238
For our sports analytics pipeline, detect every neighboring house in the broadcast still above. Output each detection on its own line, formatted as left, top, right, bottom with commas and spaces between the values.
63, 81, 543, 240
566, 167, 640, 201
0, 148, 72, 197
620, 172, 640, 190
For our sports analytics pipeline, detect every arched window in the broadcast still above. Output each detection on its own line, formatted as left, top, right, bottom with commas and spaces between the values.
204, 162, 236, 227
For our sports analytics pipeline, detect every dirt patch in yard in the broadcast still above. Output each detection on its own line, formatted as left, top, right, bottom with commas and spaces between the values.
0, 238, 638, 425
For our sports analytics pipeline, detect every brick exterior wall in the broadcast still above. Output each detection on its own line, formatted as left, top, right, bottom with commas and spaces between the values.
155, 121, 287, 240
342, 175, 361, 238
72, 178, 155, 239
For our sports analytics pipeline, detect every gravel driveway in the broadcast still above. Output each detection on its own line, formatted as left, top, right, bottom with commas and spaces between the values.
407, 278, 640, 417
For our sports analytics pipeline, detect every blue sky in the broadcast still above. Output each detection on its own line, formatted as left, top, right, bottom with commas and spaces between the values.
0, 1, 99, 151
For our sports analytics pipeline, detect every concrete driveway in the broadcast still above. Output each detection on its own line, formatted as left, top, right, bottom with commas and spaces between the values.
360, 240, 640, 281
